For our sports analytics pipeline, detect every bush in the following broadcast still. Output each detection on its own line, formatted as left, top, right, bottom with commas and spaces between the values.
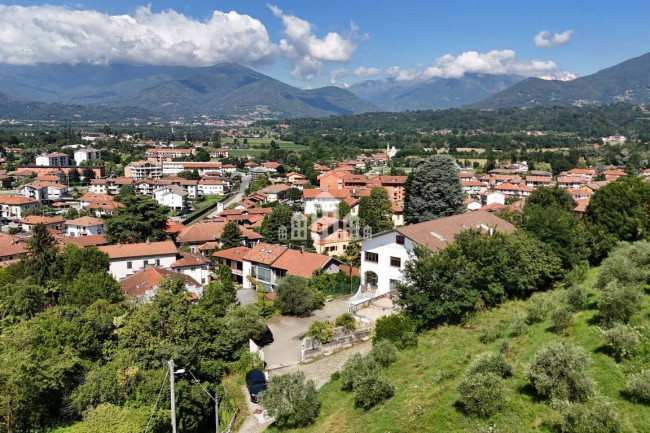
275, 275, 322, 316
307, 320, 334, 343
340, 354, 377, 391
369, 340, 399, 367
565, 285, 588, 312
555, 398, 624, 433
509, 316, 528, 337
466, 352, 512, 378
457, 372, 506, 418
334, 313, 357, 331
551, 307, 574, 333
527, 341, 595, 402
353, 373, 395, 410
564, 262, 589, 286
599, 324, 640, 361
373, 314, 417, 349
259, 371, 320, 428
478, 326, 502, 344
625, 370, 650, 403
597, 281, 643, 326
526, 294, 552, 324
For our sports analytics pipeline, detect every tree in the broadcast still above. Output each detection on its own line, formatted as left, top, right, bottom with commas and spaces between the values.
247, 174, 270, 195
358, 187, 393, 234
62, 271, 123, 307
527, 341, 595, 402
275, 275, 323, 316
115, 184, 136, 202
286, 187, 302, 201
260, 371, 320, 428
260, 206, 293, 245
585, 176, 650, 261
62, 244, 110, 282
0, 278, 47, 326
82, 166, 96, 184
104, 195, 169, 244
68, 167, 81, 185
178, 169, 201, 181
26, 223, 61, 285
338, 200, 351, 219
220, 221, 243, 249
404, 155, 464, 223
522, 187, 587, 269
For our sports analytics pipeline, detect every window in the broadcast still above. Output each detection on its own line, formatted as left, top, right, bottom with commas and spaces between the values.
155, 259, 161, 266
396, 234, 405, 245
143, 260, 148, 266
127, 261, 132, 269
390, 257, 401, 267
365, 252, 379, 263
191, 267, 196, 272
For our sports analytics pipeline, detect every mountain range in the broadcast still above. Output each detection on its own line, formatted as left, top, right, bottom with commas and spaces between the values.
0, 52, 648, 121
472, 52, 650, 108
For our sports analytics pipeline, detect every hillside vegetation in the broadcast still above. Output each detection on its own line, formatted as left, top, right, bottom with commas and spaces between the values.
272, 265, 650, 432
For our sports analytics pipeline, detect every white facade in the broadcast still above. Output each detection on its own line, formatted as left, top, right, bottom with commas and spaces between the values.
108, 254, 177, 280
198, 182, 225, 195
35, 153, 69, 167
74, 149, 101, 165
358, 231, 414, 296
486, 191, 506, 206
65, 223, 104, 237
173, 265, 211, 285
304, 196, 341, 215
154, 187, 187, 210
0, 202, 38, 219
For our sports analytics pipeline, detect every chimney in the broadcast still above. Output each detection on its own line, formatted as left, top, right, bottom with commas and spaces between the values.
300, 245, 305, 254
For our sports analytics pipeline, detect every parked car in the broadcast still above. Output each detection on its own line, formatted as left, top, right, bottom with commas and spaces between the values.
245, 369, 267, 403
253, 326, 274, 347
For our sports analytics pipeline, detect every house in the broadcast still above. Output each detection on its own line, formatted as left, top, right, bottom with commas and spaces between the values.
175, 220, 263, 253
462, 198, 483, 211
146, 148, 194, 162
0, 232, 26, 265
286, 172, 307, 185
566, 188, 593, 201
162, 162, 223, 176
462, 180, 486, 196
124, 161, 163, 180
170, 252, 211, 285
154, 185, 188, 211
74, 148, 101, 165
98, 240, 179, 280
392, 203, 404, 226
557, 176, 585, 189
525, 176, 553, 187
198, 180, 226, 196
22, 215, 65, 232
120, 267, 203, 300
603, 170, 627, 181
564, 169, 596, 181
377, 176, 408, 202
258, 184, 291, 202
0, 195, 39, 219
79, 193, 125, 216
212, 246, 250, 285
241, 242, 340, 292
65, 216, 105, 237
303, 189, 351, 215
350, 211, 516, 312
310, 216, 354, 256
35, 152, 69, 167
21, 181, 69, 201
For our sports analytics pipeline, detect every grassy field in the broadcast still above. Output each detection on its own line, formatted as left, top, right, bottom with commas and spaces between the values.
223, 140, 310, 157
269, 267, 650, 433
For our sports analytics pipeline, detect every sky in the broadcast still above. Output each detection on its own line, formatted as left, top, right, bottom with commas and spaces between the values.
1, 0, 649, 88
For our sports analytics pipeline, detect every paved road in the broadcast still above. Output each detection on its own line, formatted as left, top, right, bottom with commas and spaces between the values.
263, 296, 350, 370
207, 174, 249, 218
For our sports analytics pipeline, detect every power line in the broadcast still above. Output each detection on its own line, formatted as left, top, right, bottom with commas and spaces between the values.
186, 367, 217, 403
144, 368, 169, 433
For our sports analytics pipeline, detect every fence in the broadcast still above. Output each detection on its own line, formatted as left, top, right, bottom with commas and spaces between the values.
301, 324, 372, 363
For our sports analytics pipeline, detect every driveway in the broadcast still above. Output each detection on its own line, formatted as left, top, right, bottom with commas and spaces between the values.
263, 296, 350, 370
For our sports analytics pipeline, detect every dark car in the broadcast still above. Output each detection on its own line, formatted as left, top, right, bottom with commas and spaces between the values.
245, 369, 267, 403
253, 326, 274, 347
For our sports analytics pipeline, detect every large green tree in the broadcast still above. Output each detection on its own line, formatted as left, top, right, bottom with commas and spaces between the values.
358, 187, 393, 235
521, 187, 587, 269
105, 195, 169, 244
220, 221, 243, 249
260, 206, 293, 245
585, 176, 650, 262
26, 223, 61, 285
404, 155, 464, 224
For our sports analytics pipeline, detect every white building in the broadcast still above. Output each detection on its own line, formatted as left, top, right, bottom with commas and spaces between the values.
154, 185, 188, 211
170, 252, 212, 285
35, 152, 69, 167
162, 162, 223, 176
0, 195, 39, 219
65, 216, 105, 237
303, 189, 349, 215
120, 267, 203, 300
98, 240, 179, 281
74, 148, 101, 165
125, 161, 163, 180
350, 211, 516, 312
198, 180, 226, 196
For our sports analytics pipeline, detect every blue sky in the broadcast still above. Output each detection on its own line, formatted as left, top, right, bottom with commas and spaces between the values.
1, 0, 649, 88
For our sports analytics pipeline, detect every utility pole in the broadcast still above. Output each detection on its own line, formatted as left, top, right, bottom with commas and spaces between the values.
215, 395, 219, 433
168, 359, 177, 433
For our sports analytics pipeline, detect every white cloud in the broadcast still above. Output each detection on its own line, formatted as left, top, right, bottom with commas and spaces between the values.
534, 30, 574, 48
268, 4, 357, 62
387, 50, 557, 81
290, 55, 322, 81
329, 68, 349, 84
354, 66, 381, 78
537, 71, 579, 81
0, 4, 276, 66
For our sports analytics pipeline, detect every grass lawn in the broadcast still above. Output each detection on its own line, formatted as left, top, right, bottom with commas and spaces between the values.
222, 139, 310, 157
268, 267, 650, 433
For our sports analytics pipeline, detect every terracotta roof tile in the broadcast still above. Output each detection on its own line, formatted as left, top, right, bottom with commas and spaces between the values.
65, 216, 104, 227
0, 195, 38, 205
212, 246, 251, 262
22, 215, 65, 225
176, 220, 262, 244
271, 248, 334, 278
121, 267, 201, 297
242, 242, 287, 265
98, 240, 178, 259
171, 252, 210, 268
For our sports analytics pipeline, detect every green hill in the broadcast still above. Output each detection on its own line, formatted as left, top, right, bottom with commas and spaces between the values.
271, 267, 650, 433
473, 52, 650, 108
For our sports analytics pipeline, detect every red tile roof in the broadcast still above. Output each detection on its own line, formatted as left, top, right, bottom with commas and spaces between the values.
0, 195, 38, 205
64, 216, 104, 227
212, 246, 251, 262
98, 240, 178, 259
121, 267, 201, 297
242, 242, 288, 265
271, 248, 334, 278
22, 215, 65, 225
